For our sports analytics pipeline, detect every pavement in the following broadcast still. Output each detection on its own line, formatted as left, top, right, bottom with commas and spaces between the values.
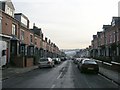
95, 59, 120, 86
1, 65, 38, 80
1, 59, 120, 87
99, 66, 120, 85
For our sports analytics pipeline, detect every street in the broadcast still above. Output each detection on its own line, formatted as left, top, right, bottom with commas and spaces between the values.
2, 60, 119, 88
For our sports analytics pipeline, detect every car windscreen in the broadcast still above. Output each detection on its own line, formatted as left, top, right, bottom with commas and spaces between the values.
83, 60, 97, 64
40, 59, 48, 61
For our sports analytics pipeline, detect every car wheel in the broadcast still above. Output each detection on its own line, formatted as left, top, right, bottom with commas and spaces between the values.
80, 69, 84, 73
95, 71, 98, 74
39, 66, 42, 69
50, 65, 53, 68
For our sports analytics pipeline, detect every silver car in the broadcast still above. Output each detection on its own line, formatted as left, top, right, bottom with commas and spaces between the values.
38, 58, 55, 68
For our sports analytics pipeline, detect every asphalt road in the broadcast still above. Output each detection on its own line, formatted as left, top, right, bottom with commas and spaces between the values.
2, 60, 119, 88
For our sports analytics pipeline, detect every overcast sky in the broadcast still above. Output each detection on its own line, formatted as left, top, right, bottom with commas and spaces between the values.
11, 0, 119, 49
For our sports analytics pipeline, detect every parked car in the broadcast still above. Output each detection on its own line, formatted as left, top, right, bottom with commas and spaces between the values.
61, 57, 67, 61
57, 58, 61, 64
53, 58, 61, 64
77, 58, 85, 64
74, 58, 84, 64
73, 58, 78, 64
38, 58, 55, 68
77, 59, 99, 73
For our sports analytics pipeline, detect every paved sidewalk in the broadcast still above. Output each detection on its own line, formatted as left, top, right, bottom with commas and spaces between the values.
99, 66, 120, 85
94, 59, 120, 85
2, 65, 38, 80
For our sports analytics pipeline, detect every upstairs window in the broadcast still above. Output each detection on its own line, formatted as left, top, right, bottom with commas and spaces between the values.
12, 24, 17, 35
35, 38, 37, 45
6, 5, 14, 17
117, 29, 119, 42
21, 16, 27, 27
30, 34, 33, 43
21, 30, 24, 41
113, 32, 116, 42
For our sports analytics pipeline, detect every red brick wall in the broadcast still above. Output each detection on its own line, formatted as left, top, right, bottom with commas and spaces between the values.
43, 40, 47, 50
109, 28, 116, 44
35, 36, 40, 48
13, 56, 25, 67
13, 56, 34, 67
2, 12, 19, 38
26, 57, 34, 67
24, 29, 30, 45
100, 32, 105, 46
20, 28, 32, 45
93, 38, 98, 49
2, 12, 12, 35
105, 29, 110, 45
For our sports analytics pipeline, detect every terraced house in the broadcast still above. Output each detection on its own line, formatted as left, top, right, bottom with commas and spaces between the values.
0, 0, 61, 67
91, 17, 120, 63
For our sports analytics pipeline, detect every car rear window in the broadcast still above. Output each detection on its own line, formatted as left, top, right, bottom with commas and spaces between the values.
83, 60, 96, 64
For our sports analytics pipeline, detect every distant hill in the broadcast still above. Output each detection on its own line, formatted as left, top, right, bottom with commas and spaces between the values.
60, 49, 81, 57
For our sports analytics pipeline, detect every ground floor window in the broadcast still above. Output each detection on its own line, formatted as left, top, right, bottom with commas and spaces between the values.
27, 46, 34, 56
20, 44, 26, 56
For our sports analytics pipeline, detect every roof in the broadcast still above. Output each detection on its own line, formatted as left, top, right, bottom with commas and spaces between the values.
3, 0, 15, 10
14, 13, 29, 21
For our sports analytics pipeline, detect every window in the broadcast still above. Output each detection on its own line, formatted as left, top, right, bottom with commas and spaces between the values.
30, 34, 33, 43
21, 30, 24, 41
6, 6, 10, 15
35, 38, 37, 45
12, 24, 16, 35
113, 32, 115, 42
117, 29, 119, 42
21, 16, 27, 26
110, 34, 112, 43
112, 20, 115, 26
6, 5, 14, 17
29, 46, 34, 56
21, 46, 25, 54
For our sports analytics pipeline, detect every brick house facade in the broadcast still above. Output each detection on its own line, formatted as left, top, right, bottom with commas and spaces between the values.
0, 0, 61, 67
91, 17, 120, 63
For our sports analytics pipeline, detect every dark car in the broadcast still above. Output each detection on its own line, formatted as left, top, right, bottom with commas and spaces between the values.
52, 58, 61, 64
61, 57, 67, 61
74, 58, 84, 64
78, 59, 99, 73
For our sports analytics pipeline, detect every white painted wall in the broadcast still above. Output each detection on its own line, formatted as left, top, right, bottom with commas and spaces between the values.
0, 41, 7, 67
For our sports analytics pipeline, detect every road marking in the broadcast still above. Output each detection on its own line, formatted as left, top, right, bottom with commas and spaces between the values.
98, 73, 112, 81
57, 72, 63, 79
62, 67, 65, 71
103, 62, 112, 66
51, 84, 55, 88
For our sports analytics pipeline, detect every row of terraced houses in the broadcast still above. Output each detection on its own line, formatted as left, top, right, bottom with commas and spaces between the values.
0, 0, 62, 67
83, 17, 120, 63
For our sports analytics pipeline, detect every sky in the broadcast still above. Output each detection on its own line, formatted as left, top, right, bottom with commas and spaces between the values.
10, 0, 119, 49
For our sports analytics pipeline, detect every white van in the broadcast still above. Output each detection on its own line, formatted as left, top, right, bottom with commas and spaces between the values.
0, 41, 7, 67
